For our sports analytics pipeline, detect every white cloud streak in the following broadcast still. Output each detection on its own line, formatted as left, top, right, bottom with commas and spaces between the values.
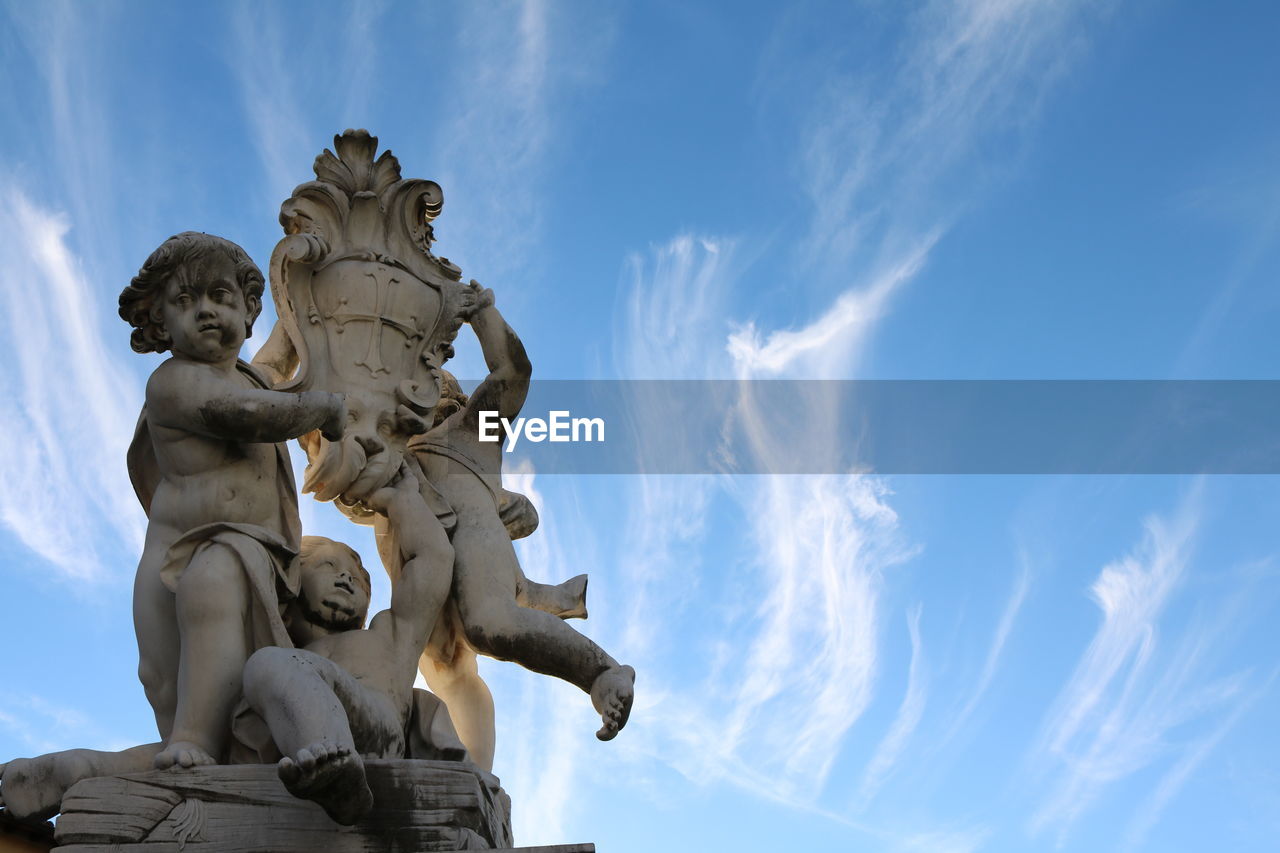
858, 605, 929, 805
611, 234, 913, 806
0, 693, 136, 756
606, 0, 1103, 822
786, 0, 1100, 277
1029, 485, 1260, 843
946, 559, 1032, 740
726, 236, 936, 379
0, 186, 144, 581
429, 1, 555, 282
229, 4, 328, 210
1120, 673, 1270, 852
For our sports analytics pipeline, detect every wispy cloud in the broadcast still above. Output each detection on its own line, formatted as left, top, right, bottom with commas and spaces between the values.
1028, 484, 1261, 843
0, 693, 137, 755
859, 606, 929, 805
4, 1, 136, 276
610, 233, 913, 806
606, 0, 1104, 822
229, 4, 328, 210
946, 558, 1032, 740
726, 236, 936, 379
1120, 671, 1273, 852
896, 826, 992, 853
429, 1, 614, 283
0, 186, 144, 581
778, 0, 1102, 279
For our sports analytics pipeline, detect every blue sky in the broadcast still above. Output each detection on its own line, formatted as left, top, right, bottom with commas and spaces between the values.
2, 2, 1279, 851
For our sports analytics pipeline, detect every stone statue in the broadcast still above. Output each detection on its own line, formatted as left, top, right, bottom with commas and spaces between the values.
117, 232, 346, 770
252, 131, 633, 769
0, 131, 619, 853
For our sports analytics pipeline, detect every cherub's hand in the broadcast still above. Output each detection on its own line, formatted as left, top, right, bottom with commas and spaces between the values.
461, 279, 495, 321
365, 462, 418, 515
319, 393, 347, 442
472, 280, 495, 311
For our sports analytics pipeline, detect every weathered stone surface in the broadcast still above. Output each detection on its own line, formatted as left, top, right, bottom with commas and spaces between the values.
52, 760, 519, 852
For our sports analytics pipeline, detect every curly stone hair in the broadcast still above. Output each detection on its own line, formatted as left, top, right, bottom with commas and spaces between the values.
118, 231, 265, 354
431, 369, 468, 427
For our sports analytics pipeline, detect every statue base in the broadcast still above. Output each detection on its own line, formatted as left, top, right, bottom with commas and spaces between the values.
48, 759, 592, 852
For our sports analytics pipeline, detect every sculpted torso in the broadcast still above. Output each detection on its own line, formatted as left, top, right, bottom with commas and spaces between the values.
144, 361, 290, 542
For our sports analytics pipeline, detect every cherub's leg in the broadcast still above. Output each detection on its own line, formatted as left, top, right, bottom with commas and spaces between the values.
156, 543, 250, 769
0, 744, 160, 822
453, 527, 635, 741
242, 647, 376, 825
133, 554, 180, 739
418, 644, 495, 771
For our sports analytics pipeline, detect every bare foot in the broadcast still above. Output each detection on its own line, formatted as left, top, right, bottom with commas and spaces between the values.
0, 751, 92, 821
154, 742, 215, 770
556, 574, 589, 620
277, 742, 373, 826
590, 664, 635, 741
519, 574, 589, 620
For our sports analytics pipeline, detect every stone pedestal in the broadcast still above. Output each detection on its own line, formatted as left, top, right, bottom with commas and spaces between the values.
48, 760, 591, 853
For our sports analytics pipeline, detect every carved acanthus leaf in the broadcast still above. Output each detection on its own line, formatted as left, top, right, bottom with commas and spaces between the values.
313, 129, 403, 198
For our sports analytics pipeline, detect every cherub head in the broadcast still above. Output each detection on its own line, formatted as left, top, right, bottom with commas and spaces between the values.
286, 536, 373, 643
118, 232, 264, 360
431, 369, 468, 427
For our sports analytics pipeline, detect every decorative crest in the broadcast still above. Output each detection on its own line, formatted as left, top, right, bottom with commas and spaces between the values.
257, 129, 476, 508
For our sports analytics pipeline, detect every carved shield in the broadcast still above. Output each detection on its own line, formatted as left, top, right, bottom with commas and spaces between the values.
256, 131, 473, 512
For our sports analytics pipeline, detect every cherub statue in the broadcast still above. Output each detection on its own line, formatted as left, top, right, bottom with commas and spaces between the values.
117, 232, 346, 770
406, 284, 634, 769
240, 472, 456, 825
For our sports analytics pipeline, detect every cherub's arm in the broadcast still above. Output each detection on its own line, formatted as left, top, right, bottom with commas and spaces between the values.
368, 471, 454, 655
463, 283, 531, 424
147, 361, 345, 442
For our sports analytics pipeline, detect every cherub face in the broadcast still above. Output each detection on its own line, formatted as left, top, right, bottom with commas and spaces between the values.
159, 253, 250, 363
297, 542, 372, 631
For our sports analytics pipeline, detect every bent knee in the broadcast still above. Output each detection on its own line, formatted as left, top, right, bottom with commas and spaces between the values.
139, 662, 175, 708
242, 646, 299, 701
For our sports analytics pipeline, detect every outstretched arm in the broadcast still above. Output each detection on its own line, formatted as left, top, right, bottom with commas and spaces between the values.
463, 283, 531, 423
367, 470, 454, 655
147, 361, 345, 442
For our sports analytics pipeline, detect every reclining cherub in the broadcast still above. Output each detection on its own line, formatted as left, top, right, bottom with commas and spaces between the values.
240, 468, 456, 825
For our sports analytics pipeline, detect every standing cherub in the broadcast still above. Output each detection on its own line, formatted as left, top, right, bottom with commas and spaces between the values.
118, 232, 345, 770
